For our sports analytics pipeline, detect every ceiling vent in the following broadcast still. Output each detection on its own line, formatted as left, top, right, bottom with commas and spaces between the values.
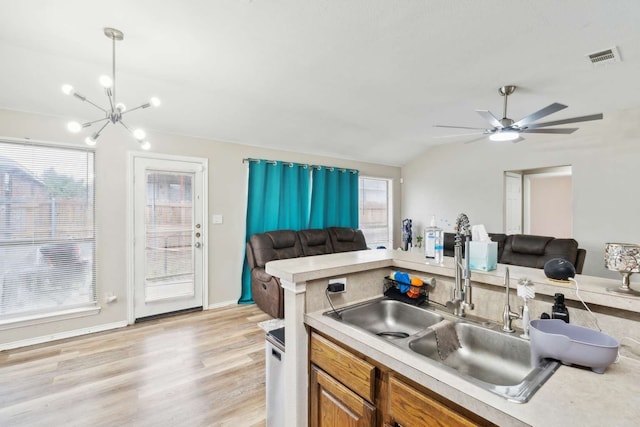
587, 46, 621, 65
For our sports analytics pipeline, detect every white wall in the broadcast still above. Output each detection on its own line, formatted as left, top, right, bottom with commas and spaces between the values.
0, 108, 401, 345
401, 106, 640, 279
528, 174, 572, 238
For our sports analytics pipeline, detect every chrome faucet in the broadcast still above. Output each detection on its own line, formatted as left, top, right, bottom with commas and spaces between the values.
449, 213, 473, 317
502, 267, 521, 333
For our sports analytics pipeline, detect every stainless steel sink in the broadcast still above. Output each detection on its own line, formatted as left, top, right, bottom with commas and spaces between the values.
409, 321, 559, 402
326, 299, 443, 339
325, 298, 560, 403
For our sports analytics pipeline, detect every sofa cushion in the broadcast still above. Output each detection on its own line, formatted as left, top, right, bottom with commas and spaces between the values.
299, 228, 333, 256
542, 238, 579, 266
328, 227, 368, 253
510, 235, 554, 255
250, 230, 303, 268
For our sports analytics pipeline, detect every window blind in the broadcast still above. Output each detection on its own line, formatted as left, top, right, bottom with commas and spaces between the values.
0, 140, 96, 320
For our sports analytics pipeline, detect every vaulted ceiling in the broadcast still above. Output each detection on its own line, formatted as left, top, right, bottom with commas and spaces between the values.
1, 1, 639, 165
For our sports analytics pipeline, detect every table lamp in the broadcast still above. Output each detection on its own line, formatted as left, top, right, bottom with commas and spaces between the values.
604, 242, 640, 296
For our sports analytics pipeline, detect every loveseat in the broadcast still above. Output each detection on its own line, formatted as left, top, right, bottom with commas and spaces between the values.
246, 227, 368, 318
443, 232, 586, 274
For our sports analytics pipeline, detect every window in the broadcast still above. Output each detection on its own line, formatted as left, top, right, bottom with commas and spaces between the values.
358, 177, 392, 249
0, 140, 96, 322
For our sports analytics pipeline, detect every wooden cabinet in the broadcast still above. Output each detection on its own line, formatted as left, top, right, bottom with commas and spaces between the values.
388, 376, 481, 427
309, 330, 492, 427
310, 332, 376, 427
310, 366, 376, 427
310, 332, 375, 402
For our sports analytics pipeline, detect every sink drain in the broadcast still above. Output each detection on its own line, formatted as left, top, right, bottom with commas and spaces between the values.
376, 331, 410, 339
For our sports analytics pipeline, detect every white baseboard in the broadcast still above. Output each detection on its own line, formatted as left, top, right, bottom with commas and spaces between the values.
207, 299, 239, 310
0, 320, 128, 351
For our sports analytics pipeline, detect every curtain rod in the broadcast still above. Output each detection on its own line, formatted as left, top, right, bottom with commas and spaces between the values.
242, 157, 358, 174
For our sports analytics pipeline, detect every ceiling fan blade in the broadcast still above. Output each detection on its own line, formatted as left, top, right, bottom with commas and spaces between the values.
476, 110, 502, 128
523, 113, 603, 129
512, 103, 568, 128
434, 125, 488, 130
463, 135, 491, 145
522, 128, 578, 134
433, 131, 486, 139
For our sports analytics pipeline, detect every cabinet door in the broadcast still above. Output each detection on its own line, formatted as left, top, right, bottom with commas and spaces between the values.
389, 376, 480, 427
310, 366, 376, 427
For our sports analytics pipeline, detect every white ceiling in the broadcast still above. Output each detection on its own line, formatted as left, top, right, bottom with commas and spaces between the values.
1, 0, 639, 166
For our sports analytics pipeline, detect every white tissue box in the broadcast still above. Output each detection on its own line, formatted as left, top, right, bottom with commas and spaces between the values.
469, 241, 498, 271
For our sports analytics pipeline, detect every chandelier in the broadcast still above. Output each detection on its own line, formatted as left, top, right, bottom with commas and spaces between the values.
62, 27, 160, 150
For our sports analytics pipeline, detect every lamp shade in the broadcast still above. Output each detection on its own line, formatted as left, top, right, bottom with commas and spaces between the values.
604, 243, 640, 273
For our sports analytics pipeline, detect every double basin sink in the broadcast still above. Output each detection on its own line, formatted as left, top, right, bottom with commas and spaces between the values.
324, 298, 560, 403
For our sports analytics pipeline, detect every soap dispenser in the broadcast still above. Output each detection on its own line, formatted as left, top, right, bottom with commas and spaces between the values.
551, 293, 570, 323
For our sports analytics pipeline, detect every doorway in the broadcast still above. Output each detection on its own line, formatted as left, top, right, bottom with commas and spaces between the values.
129, 153, 208, 321
504, 166, 572, 237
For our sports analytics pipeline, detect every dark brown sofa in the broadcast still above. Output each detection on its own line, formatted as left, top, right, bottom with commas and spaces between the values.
443, 232, 586, 274
246, 227, 368, 318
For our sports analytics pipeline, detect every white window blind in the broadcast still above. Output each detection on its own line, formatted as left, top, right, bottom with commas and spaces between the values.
359, 177, 391, 249
0, 140, 96, 320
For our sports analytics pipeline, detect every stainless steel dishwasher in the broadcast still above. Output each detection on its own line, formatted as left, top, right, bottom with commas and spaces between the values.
265, 327, 285, 427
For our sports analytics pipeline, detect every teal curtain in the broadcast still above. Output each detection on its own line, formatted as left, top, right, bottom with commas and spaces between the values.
309, 166, 359, 229
239, 160, 310, 304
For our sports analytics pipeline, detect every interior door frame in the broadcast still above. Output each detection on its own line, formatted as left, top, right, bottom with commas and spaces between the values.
127, 151, 209, 324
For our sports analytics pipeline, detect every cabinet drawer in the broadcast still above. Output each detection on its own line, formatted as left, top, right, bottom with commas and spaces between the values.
389, 376, 480, 427
310, 333, 375, 402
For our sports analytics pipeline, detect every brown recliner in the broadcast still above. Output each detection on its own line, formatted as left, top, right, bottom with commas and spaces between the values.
443, 232, 586, 274
327, 227, 368, 252
298, 229, 334, 256
246, 227, 369, 318
500, 234, 585, 274
247, 230, 303, 318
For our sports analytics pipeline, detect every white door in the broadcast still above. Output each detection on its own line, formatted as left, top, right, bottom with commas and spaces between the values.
504, 172, 523, 234
133, 156, 206, 319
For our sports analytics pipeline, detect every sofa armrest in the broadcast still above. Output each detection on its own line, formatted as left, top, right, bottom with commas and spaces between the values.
575, 248, 586, 274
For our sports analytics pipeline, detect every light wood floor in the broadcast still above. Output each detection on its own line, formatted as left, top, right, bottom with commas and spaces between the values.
0, 304, 271, 427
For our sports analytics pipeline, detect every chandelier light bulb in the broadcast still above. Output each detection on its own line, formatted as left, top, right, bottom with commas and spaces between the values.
140, 141, 151, 150
490, 131, 520, 142
67, 121, 83, 133
149, 97, 161, 107
85, 135, 97, 146
116, 102, 127, 112
99, 75, 113, 88
62, 84, 74, 95
133, 128, 146, 141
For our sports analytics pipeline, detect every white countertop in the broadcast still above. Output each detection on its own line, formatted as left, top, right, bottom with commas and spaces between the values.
267, 249, 640, 427
267, 249, 640, 313
306, 308, 640, 427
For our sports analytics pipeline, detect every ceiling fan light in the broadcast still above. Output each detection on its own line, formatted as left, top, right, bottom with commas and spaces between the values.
140, 140, 151, 150
490, 131, 519, 142
61, 84, 74, 95
133, 128, 146, 141
85, 135, 98, 146
116, 102, 127, 112
67, 121, 83, 133
149, 97, 161, 107
99, 75, 113, 88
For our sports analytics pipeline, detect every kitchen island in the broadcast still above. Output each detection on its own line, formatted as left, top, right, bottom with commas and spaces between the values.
266, 249, 640, 427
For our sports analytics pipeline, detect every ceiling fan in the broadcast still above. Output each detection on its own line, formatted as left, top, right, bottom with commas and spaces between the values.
434, 85, 603, 143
